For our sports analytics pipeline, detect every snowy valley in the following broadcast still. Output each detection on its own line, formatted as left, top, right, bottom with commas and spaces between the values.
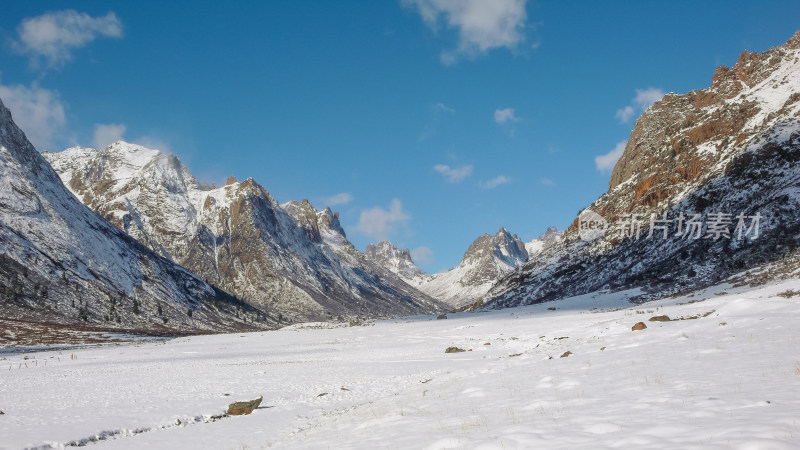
2, 279, 799, 449
0, 15, 799, 450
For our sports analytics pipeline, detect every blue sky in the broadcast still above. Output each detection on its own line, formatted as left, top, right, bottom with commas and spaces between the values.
1, 1, 798, 272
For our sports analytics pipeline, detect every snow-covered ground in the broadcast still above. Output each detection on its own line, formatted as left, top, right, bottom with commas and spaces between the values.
2, 280, 800, 449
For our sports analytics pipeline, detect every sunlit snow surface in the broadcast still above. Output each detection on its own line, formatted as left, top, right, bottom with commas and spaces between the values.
2, 280, 800, 449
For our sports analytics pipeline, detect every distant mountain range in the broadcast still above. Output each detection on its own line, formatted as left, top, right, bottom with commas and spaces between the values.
2, 31, 799, 335
43, 143, 445, 324
366, 227, 562, 309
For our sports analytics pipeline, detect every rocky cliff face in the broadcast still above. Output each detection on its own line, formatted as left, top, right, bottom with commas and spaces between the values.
0, 99, 271, 333
365, 242, 427, 282
485, 31, 800, 309
44, 145, 445, 322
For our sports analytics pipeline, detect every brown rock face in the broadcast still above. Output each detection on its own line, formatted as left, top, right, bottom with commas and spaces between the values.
608, 31, 800, 218
632, 322, 647, 331
487, 31, 800, 310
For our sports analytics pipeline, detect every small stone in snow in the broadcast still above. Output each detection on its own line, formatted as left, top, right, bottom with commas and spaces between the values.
649, 315, 671, 322
632, 322, 647, 331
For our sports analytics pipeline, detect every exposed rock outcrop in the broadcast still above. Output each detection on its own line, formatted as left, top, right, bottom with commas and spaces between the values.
485, 31, 800, 310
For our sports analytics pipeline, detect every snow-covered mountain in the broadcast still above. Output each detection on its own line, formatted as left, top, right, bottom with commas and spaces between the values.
485, 31, 800, 309
0, 98, 271, 332
524, 225, 564, 257
364, 242, 427, 283
368, 228, 535, 309
44, 144, 445, 323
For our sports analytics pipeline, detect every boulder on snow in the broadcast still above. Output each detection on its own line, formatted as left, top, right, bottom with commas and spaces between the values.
560, 351, 572, 358
437, 314, 448, 320
649, 315, 671, 322
632, 322, 647, 331
445, 346, 466, 353
227, 396, 262, 415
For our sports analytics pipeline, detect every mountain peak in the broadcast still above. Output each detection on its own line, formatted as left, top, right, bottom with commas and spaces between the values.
365, 240, 425, 281
525, 226, 564, 257
317, 206, 346, 238
462, 228, 527, 266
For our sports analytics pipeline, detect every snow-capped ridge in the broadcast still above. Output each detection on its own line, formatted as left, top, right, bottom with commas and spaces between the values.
0, 98, 269, 332
45, 142, 445, 322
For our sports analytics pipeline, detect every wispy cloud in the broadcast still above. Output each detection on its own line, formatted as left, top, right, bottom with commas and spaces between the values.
322, 192, 354, 207
0, 79, 66, 150
615, 88, 665, 123
403, 0, 529, 64
539, 177, 555, 186
615, 105, 634, 123
433, 102, 455, 113
12, 10, 123, 69
434, 163, 473, 183
480, 175, 511, 189
357, 199, 410, 241
595, 140, 627, 172
133, 136, 172, 153
90, 123, 171, 153
494, 107, 519, 124
419, 101, 455, 141
92, 123, 126, 149
411, 246, 434, 266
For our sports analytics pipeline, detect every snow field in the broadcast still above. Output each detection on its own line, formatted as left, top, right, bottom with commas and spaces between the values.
1, 280, 799, 449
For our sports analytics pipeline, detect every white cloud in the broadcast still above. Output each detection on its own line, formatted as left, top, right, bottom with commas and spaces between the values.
132, 136, 171, 153
615, 87, 665, 123
322, 192, 354, 207
411, 246, 434, 266
595, 140, 627, 172
539, 177, 555, 186
0, 80, 66, 150
479, 175, 511, 189
494, 107, 519, 123
614, 105, 634, 123
92, 123, 126, 149
403, 0, 528, 64
633, 88, 665, 108
434, 163, 473, 183
357, 199, 410, 241
12, 10, 123, 69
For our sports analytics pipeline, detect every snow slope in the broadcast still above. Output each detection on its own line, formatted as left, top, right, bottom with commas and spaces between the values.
2, 279, 799, 449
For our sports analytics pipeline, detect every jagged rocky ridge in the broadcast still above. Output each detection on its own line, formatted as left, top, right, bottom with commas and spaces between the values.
485, 31, 800, 309
44, 144, 445, 323
0, 98, 272, 333
367, 227, 562, 309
